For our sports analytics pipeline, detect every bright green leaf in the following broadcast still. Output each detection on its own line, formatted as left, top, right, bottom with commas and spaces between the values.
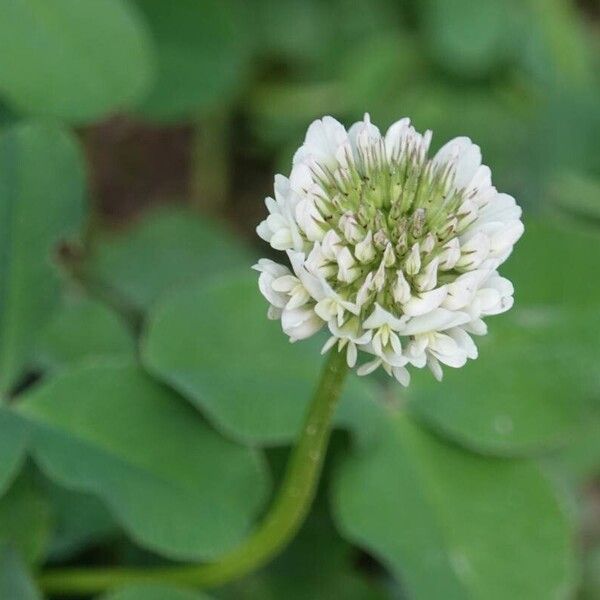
142, 273, 385, 446
0, 546, 42, 600
503, 218, 600, 309
333, 413, 576, 599
85, 207, 251, 312
408, 307, 596, 455
17, 362, 269, 561
0, 0, 154, 123
409, 219, 600, 455
0, 408, 29, 496
35, 296, 135, 372
100, 583, 214, 600
0, 471, 51, 565
0, 121, 86, 394
134, 0, 248, 121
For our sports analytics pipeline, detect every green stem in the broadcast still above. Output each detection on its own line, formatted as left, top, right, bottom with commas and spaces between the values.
39, 349, 349, 597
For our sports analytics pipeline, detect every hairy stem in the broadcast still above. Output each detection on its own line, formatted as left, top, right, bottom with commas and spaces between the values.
39, 349, 349, 597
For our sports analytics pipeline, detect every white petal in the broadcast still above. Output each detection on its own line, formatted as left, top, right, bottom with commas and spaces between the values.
448, 327, 478, 359
363, 304, 405, 330
293, 116, 348, 169
282, 307, 323, 340
357, 358, 382, 376
433, 137, 482, 190
489, 220, 524, 257
401, 308, 470, 336
392, 366, 411, 386
427, 355, 444, 381
402, 286, 448, 317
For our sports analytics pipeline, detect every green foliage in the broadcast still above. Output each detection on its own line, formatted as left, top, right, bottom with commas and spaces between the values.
45, 483, 118, 562
35, 296, 135, 372
86, 207, 251, 311
218, 500, 387, 600
17, 362, 270, 561
142, 273, 384, 445
0, 546, 42, 600
0, 0, 154, 123
408, 219, 600, 455
422, 0, 523, 77
333, 413, 575, 600
0, 471, 51, 565
0, 408, 29, 495
100, 583, 215, 600
0, 1, 597, 597
0, 121, 86, 394
134, 0, 249, 121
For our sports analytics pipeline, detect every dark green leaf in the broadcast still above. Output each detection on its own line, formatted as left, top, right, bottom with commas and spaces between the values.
0, 546, 42, 600
333, 413, 576, 599
0, 0, 154, 122
35, 296, 134, 372
0, 471, 51, 565
17, 362, 269, 561
135, 0, 248, 121
219, 500, 388, 600
0, 121, 86, 394
0, 408, 29, 496
86, 207, 251, 312
142, 273, 386, 446
100, 584, 214, 600
581, 544, 600, 600
45, 482, 118, 562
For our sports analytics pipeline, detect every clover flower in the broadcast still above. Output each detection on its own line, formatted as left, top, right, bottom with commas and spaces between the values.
254, 115, 523, 385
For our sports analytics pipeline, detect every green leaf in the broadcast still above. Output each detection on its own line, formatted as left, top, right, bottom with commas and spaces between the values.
0, 408, 29, 496
422, 0, 523, 77
45, 482, 118, 562
0, 0, 154, 123
408, 308, 596, 455
543, 404, 600, 491
581, 544, 600, 600
0, 546, 42, 600
35, 296, 135, 372
219, 499, 388, 600
0, 121, 86, 394
142, 272, 385, 446
86, 207, 251, 312
0, 471, 51, 565
340, 32, 421, 126
134, 0, 248, 121
503, 218, 600, 310
333, 413, 576, 599
408, 219, 600, 455
548, 171, 600, 225
17, 362, 269, 561
100, 583, 214, 600
521, 0, 594, 87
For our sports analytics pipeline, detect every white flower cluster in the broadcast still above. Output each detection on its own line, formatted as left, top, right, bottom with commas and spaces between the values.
254, 115, 523, 385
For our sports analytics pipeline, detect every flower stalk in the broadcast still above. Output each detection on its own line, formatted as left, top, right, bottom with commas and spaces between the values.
38, 349, 349, 597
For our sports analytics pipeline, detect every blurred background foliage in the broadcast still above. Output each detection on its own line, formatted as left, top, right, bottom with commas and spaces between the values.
0, 0, 598, 599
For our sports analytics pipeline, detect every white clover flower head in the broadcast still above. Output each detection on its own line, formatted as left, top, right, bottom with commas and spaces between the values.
254, 114, 524, 386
